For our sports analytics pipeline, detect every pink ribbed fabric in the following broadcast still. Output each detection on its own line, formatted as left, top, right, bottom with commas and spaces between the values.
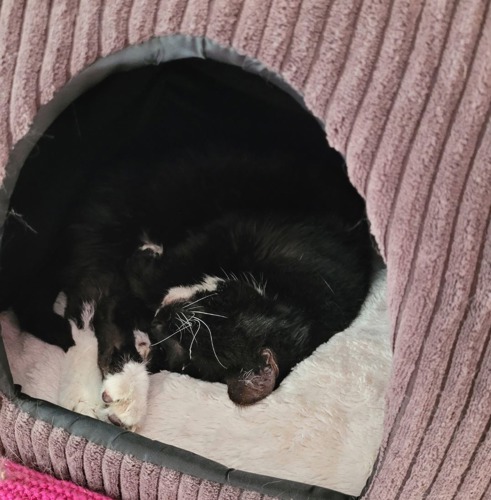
0, 458, 112, 499
0, 398, 269, 500
0, 1, 490, 498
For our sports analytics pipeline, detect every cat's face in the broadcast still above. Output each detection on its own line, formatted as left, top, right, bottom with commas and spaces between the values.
150, 275, 302, 405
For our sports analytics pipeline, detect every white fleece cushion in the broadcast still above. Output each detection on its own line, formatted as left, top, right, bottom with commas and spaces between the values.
1, 270, 391, 496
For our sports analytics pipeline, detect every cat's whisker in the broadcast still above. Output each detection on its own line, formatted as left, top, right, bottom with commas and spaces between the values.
150, 315, 193, 347
322, 278, 335, 295
178, 311, 194, 333
176, 312, 185, 330
183, 293, 218, 309
193, 316, 228, 369
150, 321, 191, 346
190, 310, 228, 319
180, 311, 197, 345
241, 368, 254, 379
241, 271, 267, 295
258, 272, 268, 295
248, 273, 255, 289
220, 267, 230, 280
188, 317, 201, 359
176, 312, 189, 343
241, 272, 251, 287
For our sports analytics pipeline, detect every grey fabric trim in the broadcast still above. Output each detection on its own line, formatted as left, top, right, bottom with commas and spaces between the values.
13, 394, 353, 499
0, 323, 14, 397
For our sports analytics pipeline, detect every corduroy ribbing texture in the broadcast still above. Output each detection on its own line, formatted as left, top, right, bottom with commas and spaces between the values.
0, 1, 490, 499
0, 396, 273, 500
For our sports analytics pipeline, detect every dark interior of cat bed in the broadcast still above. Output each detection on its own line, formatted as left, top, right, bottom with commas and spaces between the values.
0, 58, 390, 498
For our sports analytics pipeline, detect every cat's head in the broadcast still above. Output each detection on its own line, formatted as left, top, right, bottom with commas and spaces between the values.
150, 274, 309, 405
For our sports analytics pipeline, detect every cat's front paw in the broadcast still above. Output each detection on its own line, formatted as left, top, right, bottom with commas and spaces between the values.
101, 361, 150, 431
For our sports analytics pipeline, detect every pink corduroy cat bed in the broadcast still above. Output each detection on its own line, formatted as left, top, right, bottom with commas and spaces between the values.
0, 1, 490, 499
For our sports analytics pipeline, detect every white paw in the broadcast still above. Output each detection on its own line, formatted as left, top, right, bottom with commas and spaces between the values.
101, 361, 150, 431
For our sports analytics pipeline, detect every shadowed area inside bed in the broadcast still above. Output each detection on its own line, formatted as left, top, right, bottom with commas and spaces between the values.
0, 57, 362, 291
0, 58, 390, 496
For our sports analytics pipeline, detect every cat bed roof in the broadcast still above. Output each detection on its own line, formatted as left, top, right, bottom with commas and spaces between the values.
0, 1, 490, 499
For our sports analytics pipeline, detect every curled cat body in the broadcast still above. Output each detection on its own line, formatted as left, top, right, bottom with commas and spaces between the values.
3, 146, 372, 424
2, 146, 371, 425
127, 210, 373, 405
0, 125, 371, 434
0, 59, 376, 427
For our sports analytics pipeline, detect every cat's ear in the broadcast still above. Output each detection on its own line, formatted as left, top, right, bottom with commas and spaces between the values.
226, 348, 279, 405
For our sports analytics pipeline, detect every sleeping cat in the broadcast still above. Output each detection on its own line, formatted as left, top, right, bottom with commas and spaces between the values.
125, 211, 373, 406
2, 140, 373, 426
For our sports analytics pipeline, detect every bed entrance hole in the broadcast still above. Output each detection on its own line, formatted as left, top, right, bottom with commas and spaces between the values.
0, 51, 377, 500
0, 57, 366, 322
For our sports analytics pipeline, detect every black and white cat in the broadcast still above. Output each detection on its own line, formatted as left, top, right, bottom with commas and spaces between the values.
1, 54, 377, 427
126, 210, 373, 406
3, 139, 373, 424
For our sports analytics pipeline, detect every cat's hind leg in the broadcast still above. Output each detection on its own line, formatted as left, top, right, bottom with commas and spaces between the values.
58, 309, 105, 420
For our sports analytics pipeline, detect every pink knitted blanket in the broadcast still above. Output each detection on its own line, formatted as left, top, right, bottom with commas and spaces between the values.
0, 1, 490, 499
0, 459, 111, 499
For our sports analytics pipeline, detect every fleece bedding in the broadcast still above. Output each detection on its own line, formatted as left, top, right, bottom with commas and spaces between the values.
1, 269, 391, 497
0, 1, 490, 499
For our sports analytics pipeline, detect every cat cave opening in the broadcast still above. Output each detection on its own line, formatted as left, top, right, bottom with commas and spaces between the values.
0, 39, 387, 499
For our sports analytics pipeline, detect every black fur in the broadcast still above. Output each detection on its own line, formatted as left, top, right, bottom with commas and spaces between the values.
0, 59, 373, 405
3, 146, 372, 404
127, 211, 373, 404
